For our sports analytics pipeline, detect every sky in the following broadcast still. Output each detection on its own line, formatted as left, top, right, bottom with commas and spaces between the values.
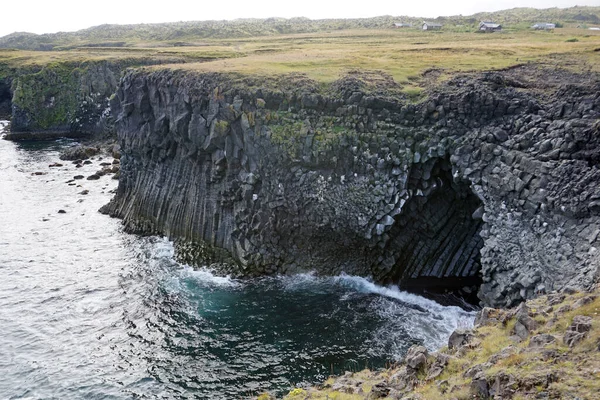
1, 0, 597, 37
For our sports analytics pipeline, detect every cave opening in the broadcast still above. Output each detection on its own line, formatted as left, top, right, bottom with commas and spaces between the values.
0, 79, 12, 120
381, 157, 484, 307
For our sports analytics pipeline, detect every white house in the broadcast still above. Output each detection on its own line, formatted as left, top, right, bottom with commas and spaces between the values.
422, 22, 442, 31
479, 21, 502, 32
532, 23, 556, 30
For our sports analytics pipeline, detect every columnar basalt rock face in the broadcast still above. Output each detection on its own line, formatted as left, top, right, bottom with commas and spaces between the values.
101, 67, 600, 307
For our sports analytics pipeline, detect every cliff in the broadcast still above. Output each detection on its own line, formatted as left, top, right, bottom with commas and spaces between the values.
2, 61, 121, 139
100, 65, 600, 307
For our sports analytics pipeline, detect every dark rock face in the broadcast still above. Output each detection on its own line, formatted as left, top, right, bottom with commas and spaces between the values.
101, 67, 600, 306
6, 62, 119, 140
0, 78, 11, 119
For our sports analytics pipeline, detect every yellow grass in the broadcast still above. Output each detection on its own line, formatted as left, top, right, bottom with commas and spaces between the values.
2, 28, 599, 91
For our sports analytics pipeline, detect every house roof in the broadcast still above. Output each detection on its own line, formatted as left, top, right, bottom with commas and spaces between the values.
423, 21, 442, 27
480, 22, 501, 28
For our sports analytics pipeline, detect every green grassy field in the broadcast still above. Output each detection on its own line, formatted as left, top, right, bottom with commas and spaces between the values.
1, 13, 599, 96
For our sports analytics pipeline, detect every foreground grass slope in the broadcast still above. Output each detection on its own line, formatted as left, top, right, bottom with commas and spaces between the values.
273, 288, 600, 399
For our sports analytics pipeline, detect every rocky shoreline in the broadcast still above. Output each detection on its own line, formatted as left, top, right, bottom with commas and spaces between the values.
273, 286, 600, 399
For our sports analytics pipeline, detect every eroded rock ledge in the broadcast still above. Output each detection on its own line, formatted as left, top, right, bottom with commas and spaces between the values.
101, 66, 600, 307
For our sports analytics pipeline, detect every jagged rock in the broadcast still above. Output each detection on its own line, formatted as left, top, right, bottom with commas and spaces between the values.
573, 295, 597, 309
448, 329, 474, 350
563, 315, 593, 347
474, 307, 506, 327
368, 382, 391, 399
528, 333, 556, 348
488, 372, 518, 398
470, 371, 489, 398
512, 303, 538, 340
59, 146, 101, 161
426, 353, 450, 380
404, 345, 428, 370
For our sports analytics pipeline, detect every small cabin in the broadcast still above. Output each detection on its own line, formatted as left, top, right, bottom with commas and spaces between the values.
394, 22, 412, 28
479, 21, 502, 32
532, 23, 556, 30
422, 22, 442, 31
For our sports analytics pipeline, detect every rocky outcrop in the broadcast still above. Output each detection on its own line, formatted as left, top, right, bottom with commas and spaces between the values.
4, 61, 120, 139
101, 66, 600, 307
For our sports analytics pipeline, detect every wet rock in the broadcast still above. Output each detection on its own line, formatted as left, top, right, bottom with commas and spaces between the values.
83, 160, 93, 165
73, 175, 85, 180
87, 174, 101, 181
57, 209, 66, 214
563, 315, 592, 347
48, 162, 63, 168
79, 190, 89, 195
59, 145, 100, 161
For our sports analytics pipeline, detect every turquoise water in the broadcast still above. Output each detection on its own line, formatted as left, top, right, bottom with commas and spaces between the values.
0, 121, 474, 399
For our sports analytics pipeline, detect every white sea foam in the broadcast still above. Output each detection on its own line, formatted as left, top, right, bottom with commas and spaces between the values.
277, 272, 475, 353
332, 274, 475, 353
178, 265, 240, 288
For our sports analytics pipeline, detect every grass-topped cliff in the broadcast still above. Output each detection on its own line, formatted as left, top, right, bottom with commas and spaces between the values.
1, 6, 599, 106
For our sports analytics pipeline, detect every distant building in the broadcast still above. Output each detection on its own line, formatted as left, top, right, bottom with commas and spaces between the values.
394, 22, 412, 28
532, 23, 556, 30
479, 21, 502, 32
422, 22, 442, 31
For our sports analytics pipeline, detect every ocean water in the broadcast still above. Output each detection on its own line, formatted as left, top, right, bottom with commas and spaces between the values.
0, 121, 474, 399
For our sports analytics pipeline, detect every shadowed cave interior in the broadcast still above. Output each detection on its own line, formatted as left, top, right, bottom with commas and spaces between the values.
381, 157, 484, 306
